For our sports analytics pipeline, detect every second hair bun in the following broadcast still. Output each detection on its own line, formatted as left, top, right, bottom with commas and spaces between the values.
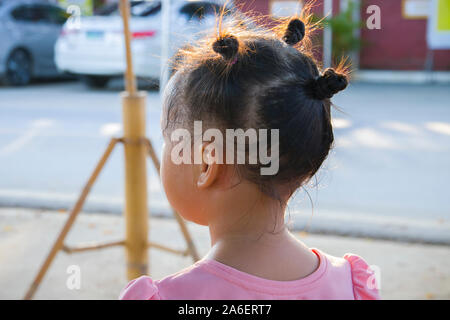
308, 68, 348, 100
283, 19, 306, 45
212, 35, 239, 61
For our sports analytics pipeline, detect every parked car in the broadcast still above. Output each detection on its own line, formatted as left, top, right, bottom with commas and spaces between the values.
0, 0, 69, 85
54, 0, 237, 88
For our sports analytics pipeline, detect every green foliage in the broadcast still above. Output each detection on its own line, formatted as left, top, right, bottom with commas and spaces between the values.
313, 1, 364, 61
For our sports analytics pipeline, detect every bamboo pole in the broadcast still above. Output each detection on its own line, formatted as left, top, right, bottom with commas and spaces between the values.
120, 0, 137, 94
122, 92, 149, 280
147, 242, 187, 256
24, 138, 119, 300
120, 0, 150, 280
62, 240, 125, 254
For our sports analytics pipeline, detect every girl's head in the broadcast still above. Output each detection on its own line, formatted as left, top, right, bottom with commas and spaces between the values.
160, 5, 348, 227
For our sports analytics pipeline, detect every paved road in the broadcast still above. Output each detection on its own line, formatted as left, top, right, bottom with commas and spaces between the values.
0, 80, 449, 242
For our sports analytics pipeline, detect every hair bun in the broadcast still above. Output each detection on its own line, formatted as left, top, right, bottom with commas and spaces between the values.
283, 19, 305, 45
307, 68, 348, 100
212, 35, 239, 61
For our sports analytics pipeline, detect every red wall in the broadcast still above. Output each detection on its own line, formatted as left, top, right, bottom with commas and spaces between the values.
360, 0, 450, 70
234, 0, 450, 70
233, 0, 270, 16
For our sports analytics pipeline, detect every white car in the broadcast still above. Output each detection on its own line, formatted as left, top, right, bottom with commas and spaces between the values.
55, 0, 235, 88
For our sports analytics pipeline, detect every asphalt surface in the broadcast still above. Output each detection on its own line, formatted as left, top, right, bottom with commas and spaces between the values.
0, 79, 449, 243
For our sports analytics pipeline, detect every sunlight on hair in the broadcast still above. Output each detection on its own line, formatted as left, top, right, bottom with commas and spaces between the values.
170, 0, 350, 77
270, 1, 324, 58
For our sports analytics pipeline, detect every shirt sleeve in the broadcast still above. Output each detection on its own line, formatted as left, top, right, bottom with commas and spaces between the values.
119, 276, 161, 300
343, 254, 381, 300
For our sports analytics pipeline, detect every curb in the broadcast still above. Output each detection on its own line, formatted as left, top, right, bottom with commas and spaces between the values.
353, 70, 450, 84
1, 189, 449, 245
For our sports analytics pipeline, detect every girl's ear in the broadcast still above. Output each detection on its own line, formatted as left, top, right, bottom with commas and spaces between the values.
197, 142, 220, 189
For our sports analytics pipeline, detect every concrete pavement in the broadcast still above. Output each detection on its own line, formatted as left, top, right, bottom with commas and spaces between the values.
0, 207, 448, 300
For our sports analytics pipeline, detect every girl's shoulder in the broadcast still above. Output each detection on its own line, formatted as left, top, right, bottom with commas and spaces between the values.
119, 275, 161, 300
119, 260, 219, 300
341, 252, 381, 300
319, 249, 380, 300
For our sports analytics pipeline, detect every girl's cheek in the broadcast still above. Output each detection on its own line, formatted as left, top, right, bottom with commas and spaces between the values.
160, 142, 174, 199
160, 142, 167, 179
161, 144, 208, 225
160, 142, 193, 218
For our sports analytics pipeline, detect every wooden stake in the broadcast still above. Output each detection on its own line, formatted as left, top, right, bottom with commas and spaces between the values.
62, 240, 125, 254
119, 0, 149, 280
120, 0, 137, 94
122, 91, 149, 279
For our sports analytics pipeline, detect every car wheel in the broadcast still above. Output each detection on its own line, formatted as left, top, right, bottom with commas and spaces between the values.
82, 76, 110, 89
4, 49, 32, 86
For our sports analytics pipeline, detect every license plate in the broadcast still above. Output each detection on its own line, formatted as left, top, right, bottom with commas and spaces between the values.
86, 30, 104, 39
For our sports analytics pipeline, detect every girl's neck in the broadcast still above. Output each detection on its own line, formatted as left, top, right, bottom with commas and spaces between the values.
203, 183, 319, 281
207, 184, 287, 247
205, 220, 318, 281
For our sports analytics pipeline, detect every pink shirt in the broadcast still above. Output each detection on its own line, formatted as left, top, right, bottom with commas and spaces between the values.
119, 248, 380, 300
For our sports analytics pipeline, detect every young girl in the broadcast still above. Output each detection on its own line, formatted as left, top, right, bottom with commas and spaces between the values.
120, 5, 380, 300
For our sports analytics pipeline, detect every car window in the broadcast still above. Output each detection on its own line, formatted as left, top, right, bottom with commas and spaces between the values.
11, 5, 32, 21
179, 2, 227, 21
11, 5, 47, 23
44, 5, 69, 25
95, 3, 120, 16
102, 0, 161, 17
130, 1, 161, 17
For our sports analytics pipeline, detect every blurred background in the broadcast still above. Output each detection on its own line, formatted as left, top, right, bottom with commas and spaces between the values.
0, 0, 449, 299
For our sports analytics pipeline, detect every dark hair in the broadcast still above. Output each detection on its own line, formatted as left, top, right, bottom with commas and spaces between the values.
164, 4, 349, 199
